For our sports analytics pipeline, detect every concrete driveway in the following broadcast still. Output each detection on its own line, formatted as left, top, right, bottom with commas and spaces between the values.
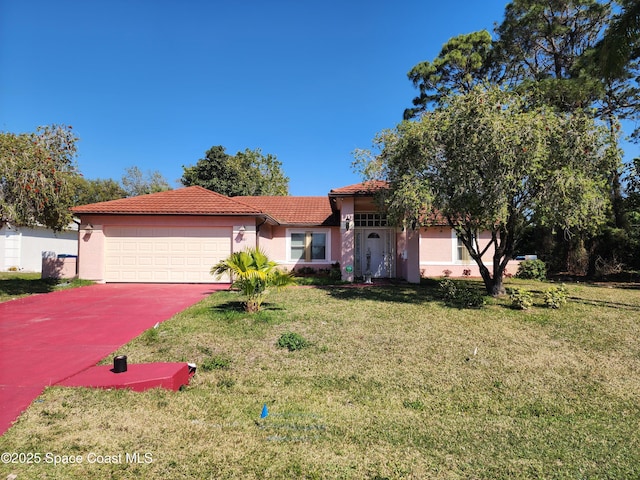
0, 283, 226, 435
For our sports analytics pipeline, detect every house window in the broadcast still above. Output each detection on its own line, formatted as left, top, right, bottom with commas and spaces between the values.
289, 231, 328, 262
291, 233, 306, 261
354, 213, 387, 227
456, 233, 476, 263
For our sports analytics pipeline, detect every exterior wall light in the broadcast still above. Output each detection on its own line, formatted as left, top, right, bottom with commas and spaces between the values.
344, 216, 351, 231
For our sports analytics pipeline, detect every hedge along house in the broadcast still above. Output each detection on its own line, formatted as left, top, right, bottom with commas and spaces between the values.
71, 182, 520, 283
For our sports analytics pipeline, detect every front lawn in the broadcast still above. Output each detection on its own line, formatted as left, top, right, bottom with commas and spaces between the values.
0, 272, 93, 303
1, 279, 639, 479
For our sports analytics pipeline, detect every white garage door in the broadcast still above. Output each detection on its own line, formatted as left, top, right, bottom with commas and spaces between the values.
105, 226, 231, 283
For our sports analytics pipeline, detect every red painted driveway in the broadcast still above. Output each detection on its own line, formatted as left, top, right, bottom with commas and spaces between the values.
0, 283, 227, 435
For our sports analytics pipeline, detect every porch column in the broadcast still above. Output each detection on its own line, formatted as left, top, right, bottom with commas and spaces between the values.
78, 222, 105, 282
406, 228, 421, 284
340, 199, 355, 282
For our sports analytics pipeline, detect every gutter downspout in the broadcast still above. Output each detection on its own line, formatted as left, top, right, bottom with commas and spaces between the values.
255, 217, 269, 248
72, 218, 81, 277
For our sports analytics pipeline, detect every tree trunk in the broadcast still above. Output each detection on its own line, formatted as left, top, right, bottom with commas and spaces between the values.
490, 275, 505, 296
477, 256, 507, 297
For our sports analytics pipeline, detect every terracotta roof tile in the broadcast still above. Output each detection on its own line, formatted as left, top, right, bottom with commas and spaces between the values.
236, 196, 338, 226
329, 180, 388, 195
71, 186, 262, 215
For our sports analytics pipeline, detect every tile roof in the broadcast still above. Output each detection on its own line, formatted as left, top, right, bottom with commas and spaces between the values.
329, 180, 388, 195
236, 196, 338, 226
71, 186, 262, 215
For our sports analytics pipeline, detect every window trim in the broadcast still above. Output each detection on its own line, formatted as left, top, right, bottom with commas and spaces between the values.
452, 229, 475, 264
286, 228, 331, 263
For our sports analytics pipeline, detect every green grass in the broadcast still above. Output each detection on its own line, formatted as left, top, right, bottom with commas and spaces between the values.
0, 272, 94, 302
1, 279, 640, 479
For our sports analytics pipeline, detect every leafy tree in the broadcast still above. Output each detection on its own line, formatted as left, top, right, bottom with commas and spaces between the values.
358, 87, 613, 296
622, 157, 640, 269
496, 1, 639, 257
235, 148, 289, 196
181, 146, 234, 194
405, 0, 638, 271
211, 248, 295, 313
121, 166, 171, 197
626, 157, 640, 211
181, 146, 289, 196
72, 177, 127, 205
0, 124, 79, 230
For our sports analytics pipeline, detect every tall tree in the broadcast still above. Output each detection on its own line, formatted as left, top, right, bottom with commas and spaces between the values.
0, 124, 79, 230
72, 177, 127, 205
181, 146, 289, 196
235, 148, 289, 196
404, 30, 496, 119
596, 0, 640, 79
493, 0, 610, 109
494, 0, 638, 240
406, 0, 638, 270
121, 166, 171, 197
359, 87, 612, 295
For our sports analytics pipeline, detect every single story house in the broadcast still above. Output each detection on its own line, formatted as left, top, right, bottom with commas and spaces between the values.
0, 223, 78, 273
71, 182, 520, 283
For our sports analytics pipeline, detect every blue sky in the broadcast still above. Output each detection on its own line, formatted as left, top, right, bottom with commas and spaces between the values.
2, 1, 636, 196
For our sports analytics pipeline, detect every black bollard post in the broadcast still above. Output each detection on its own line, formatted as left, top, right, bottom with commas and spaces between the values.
113, 355, 127, 373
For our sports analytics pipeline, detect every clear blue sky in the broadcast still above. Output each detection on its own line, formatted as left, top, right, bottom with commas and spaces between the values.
2, 1, 636, 196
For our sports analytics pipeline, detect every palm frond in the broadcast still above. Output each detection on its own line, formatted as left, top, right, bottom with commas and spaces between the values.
211, 247, 295, 312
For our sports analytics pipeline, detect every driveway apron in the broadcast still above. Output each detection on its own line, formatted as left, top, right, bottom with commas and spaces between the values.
0, 283, 223, 435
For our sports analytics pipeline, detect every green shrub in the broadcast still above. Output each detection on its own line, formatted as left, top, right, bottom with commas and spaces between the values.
515, 259, 547, 280
457, 288, 486, 308
509, 288, 534, 310
277, 332, 310, 351
439, 279, 486, 308
439, 278, 458, 300
544, 284, 568, 309
329, 262, 342, 281
296, 266, 317, 275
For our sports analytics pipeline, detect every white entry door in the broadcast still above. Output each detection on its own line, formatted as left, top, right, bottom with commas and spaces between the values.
364, 230, 390, 278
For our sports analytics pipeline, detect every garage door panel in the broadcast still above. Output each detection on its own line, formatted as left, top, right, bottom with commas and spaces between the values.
123, 256, 139, 266
105, 226, 231, 283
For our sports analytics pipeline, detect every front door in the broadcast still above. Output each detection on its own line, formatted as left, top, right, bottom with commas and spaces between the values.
364, 230, 389, 278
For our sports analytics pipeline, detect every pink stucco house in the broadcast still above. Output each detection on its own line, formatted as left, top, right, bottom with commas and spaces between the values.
71, 182, 520, 283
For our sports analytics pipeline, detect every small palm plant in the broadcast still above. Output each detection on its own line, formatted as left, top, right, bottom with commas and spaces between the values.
211, 248, 295, 313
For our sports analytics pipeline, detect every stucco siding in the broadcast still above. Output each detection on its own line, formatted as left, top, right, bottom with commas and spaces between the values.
419, 227, 521, 278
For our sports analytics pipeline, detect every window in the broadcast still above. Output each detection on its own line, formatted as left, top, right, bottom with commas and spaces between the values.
289, 231, 328, 262
311, 233, 326, 260
456, 232, 476, 263
291, 233, 306, 261
354, 213, 387, 227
